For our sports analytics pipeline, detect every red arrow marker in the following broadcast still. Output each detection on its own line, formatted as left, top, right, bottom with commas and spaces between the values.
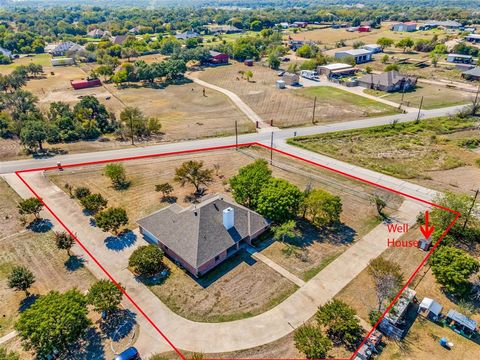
420, 211, 435, 239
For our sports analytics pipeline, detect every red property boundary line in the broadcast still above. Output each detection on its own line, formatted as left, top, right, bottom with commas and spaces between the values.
14, 142, 460, 360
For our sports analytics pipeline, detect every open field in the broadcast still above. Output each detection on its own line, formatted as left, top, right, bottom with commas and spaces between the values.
196, 62, 400, 127
0, 54, 51, 73
149, 251, 298, 322
0, 179, 95, 337
364, 83, 474, 110
290, 22, 445, 48
104, 81, 254, 139
288, 117, 480, 192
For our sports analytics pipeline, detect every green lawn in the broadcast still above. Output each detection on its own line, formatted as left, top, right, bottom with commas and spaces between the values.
287, 116, 480, 180
0, 54, 51, 72
364, 83, 473, 110
295, 86, 401, 116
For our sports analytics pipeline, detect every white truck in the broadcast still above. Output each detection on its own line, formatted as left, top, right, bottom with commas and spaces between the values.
300, 70, 319, 81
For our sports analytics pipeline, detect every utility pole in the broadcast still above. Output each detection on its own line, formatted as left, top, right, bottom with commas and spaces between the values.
416, 96, 424, 122
312, 96, 317, 124
130, 116, 134, 145
270, 131, 274, 165
235, 120, 238, 150
472, 83, 480, 116
462, 189, 479, 232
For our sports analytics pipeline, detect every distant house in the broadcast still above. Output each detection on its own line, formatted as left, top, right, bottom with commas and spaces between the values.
464, 27, 476, 34
128, 26, 144, 34
465, 34, 480, 43
317, 63, 356, 77
137, 194, 270, 277
111, 35, 129, 45
335, 49, 373, 64
358, 25, 371, 33
71, 78, 102, 90
379, 288, 417, 340
391, 22, 417, 32
175, 30, 200, 40
288, 40, 306, 51
87, 29, 110, 38
436, 20, 463, 29
208, 25, 243, 34
446, 53, 473, 64
292, 21, 308, 28
208, 50, 229, 65
357, 71, 417, 92
0, 47, 12, 58
462, 67, 480, 81
282, 72, 299, 85
361, 44, 382, 53
276, 22, 290, 29
347, 26, 359, 32
47, 41, 82, 56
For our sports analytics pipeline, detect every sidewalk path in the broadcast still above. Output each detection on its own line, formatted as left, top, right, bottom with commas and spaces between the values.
0, 331, 17, 346
3, 171, 427, 355
246, 245, 306, 287
186, 73, 275, 130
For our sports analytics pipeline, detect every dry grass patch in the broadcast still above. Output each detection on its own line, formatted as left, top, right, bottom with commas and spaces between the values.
149, 251, 298, 322
288, 116, 480, 192
196, 62, 397, 127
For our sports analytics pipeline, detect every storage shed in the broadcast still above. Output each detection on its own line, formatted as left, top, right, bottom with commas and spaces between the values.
446, 310, 477, 335
418, 297, 443, 320
276, 80, 286, 89
282, 72, 299, 86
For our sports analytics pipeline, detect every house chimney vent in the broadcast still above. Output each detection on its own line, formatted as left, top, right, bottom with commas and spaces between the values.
223, 207, 234, 230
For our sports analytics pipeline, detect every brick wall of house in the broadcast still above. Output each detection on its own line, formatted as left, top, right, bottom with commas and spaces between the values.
198, 250, 228, 275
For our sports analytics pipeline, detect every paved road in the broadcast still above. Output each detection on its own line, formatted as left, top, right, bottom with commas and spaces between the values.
0, 104, 464, 175
2, 172, 427, 356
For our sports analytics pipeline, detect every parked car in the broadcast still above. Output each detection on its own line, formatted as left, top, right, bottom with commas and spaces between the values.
282, 57, 290, 62
300, 70, 319, 80
277, 70, 285, 76
114, 347, 140, 360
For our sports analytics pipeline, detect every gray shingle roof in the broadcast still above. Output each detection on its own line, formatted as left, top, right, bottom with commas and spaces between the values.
463, 67, 480, 77
358, 71, 415, 87
137, 194, 269, 268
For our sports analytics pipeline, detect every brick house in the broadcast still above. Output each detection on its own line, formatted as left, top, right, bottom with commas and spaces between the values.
137, 194, 270, 277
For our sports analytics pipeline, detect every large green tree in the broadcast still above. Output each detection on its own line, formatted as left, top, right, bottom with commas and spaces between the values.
129, 245, 164, 276
87, 279, 123, 316
15, 289, 90, 358
257, 178, 302, 223
18, 197, 43, 219
8, 265, 35, 296
80, 193, 108, 214
20, 120, 48, 151
316, 299, 363, 349
429, 246, 479, 296
229, 159, 272, 208
94, 207, 129, 235
174, 160, 213, 194
104, 163, 129, 190
302, 189, 342, 227
294, 325, 332, 359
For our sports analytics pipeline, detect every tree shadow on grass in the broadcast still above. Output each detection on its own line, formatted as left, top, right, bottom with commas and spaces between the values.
18, 294, 38, 312
104, 230, 137, 251
27, 218, 53, 233
99, 309, 137, 340
60, 327, 105, 360
64, 255, 86, 272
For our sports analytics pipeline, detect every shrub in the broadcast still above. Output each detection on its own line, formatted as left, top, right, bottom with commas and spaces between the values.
74, 186, 91, 199
129, 245, 165, 276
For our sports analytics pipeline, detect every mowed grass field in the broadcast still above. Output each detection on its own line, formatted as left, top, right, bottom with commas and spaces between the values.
0, 179, 95, 337
364, 83, 474, 110
49, 146, 401, 322
288, 117, 480, 192
196, 62, 399, 127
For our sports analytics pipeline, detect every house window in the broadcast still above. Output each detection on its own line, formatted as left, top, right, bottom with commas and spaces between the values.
215, 255, 220, 262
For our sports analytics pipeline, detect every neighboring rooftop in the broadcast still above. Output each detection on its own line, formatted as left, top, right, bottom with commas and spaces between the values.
338, 48, 372, 56
320, 63, 353, 70
446, 310, 477, 331
358, 70, 416, 87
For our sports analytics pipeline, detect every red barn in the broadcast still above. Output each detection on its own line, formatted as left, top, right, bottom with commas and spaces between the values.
71, 78, 102, 90
208, 50, 229, 65
358, 26, 371, 32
